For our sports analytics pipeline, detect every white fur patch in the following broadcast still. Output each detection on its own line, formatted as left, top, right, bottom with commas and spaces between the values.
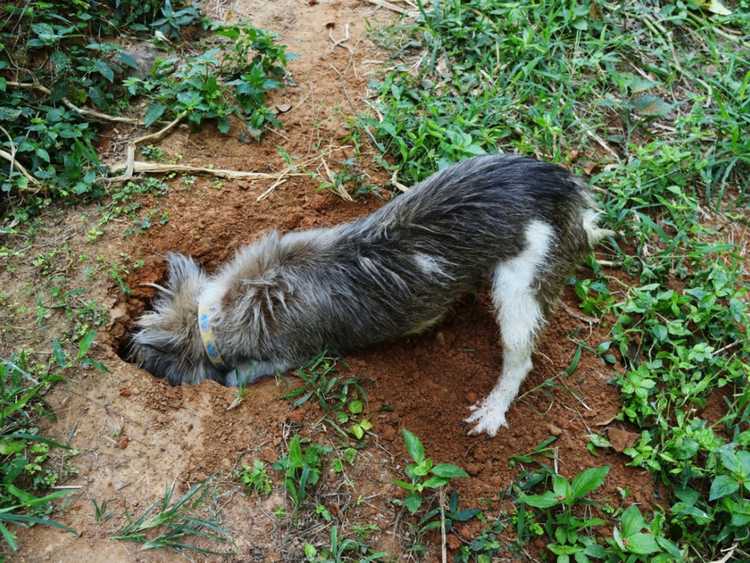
413, 252, 445, 276
466, 220, 552, 436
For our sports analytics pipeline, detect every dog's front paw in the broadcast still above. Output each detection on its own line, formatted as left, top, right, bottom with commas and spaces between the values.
464, 402, 507, 436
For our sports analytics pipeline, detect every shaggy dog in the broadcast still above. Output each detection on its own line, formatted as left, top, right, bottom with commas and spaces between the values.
129, 154, 612, 436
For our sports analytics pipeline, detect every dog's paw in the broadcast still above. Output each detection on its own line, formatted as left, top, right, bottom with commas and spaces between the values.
464, 403, 507, 436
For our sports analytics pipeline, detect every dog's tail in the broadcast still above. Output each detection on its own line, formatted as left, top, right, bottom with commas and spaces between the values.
575, 180, 616, 248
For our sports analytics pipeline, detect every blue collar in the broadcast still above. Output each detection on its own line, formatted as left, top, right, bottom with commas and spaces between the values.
197, 301, 227, 369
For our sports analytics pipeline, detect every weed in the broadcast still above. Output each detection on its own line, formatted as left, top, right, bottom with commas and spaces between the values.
140, 145, 166, 162
239, 460, 272, 497
92, 498, 113, 524
272, 435, 332, 509
395, 429, 469, 515
113, 479, 231, 554
318, 158, 379, 199
0, 354, 75, 551
283, 353, 371, 441
303, 525, 386, 562
514, 462, 682, 561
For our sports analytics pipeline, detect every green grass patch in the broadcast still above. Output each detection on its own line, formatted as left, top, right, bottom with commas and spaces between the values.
0, 354, 75, 552
112, 479, 231, 554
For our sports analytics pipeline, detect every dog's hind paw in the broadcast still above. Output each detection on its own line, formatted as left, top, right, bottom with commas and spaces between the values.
465, 403, 508, 436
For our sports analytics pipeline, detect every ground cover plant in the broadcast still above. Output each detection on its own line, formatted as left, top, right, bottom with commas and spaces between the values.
359, 0, 750, 558
0, 0, 288, 216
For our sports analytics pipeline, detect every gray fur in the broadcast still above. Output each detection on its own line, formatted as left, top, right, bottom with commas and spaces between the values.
129, 154, 608, 389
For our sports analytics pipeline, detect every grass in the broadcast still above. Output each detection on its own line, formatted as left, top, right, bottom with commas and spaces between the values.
358, 0, 750, 559
112, 479, 231, 554
0, 355, 74, 551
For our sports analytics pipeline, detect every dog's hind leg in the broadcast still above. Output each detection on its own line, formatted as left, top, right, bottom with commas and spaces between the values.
466, 220, 554, 436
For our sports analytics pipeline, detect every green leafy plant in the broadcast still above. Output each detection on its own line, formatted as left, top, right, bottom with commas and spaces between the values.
239, 460, 272, 497
303, 525, 386, 562
283, 353, 372, 441
394, 429, 468, 515
515, 464, 682, 561
126, 21, 288, 136
0, 354, 75, 551
272, 435, 331, 508
0, 1, 288, 215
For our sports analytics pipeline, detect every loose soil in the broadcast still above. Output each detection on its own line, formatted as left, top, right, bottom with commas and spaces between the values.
9, 1, 656, 561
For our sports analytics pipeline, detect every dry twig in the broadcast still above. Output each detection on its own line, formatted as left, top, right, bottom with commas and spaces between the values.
108, 161, 303, 181
365, 0, 417, 16
329, 23, 352, 53
107, 111, 187, 182
439, 488, 448, 563
0, 149, 42, 190
7, 81, 142, 125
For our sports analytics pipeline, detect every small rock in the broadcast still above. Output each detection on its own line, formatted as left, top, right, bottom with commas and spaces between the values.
108, 303, 128, 327
608, 427, 639, 452
381, 424, 396, 442
547, 423, 563, 436
275, 103, 292, 113
464, 462, 482, 476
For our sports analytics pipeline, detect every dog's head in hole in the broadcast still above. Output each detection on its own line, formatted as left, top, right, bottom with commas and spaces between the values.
129, 252, 224, 385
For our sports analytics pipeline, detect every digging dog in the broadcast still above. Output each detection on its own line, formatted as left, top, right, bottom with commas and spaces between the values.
129, 153, 612, 436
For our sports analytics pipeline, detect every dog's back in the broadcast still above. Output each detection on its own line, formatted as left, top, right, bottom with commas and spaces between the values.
275, 154, 600, 355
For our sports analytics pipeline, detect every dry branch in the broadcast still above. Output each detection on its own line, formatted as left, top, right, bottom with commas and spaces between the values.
108, 161, 303, 181
108, 111, 187, 182
0, 149, 42, 190
364, 0, 417, 16
7, 81, 142, 125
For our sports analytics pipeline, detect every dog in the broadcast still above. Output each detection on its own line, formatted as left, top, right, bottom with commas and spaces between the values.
129, 153, 612, 436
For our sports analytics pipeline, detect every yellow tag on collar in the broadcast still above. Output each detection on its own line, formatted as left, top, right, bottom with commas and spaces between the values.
197, 302, 227, 369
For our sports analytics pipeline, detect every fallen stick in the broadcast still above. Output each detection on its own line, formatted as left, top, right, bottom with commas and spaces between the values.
107, 161, 305, 181
329, 23, 352, 53
0, 149, 42, 190
439, 489, 448, 563
7, 81, 142, 125
109, 111, 187, 182
364, 0, 417, 16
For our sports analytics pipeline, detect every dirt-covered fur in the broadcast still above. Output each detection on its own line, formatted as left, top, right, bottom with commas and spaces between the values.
129, 154, 612, 435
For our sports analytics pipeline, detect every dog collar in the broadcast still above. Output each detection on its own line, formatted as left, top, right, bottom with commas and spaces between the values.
197, 301, 227, 369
